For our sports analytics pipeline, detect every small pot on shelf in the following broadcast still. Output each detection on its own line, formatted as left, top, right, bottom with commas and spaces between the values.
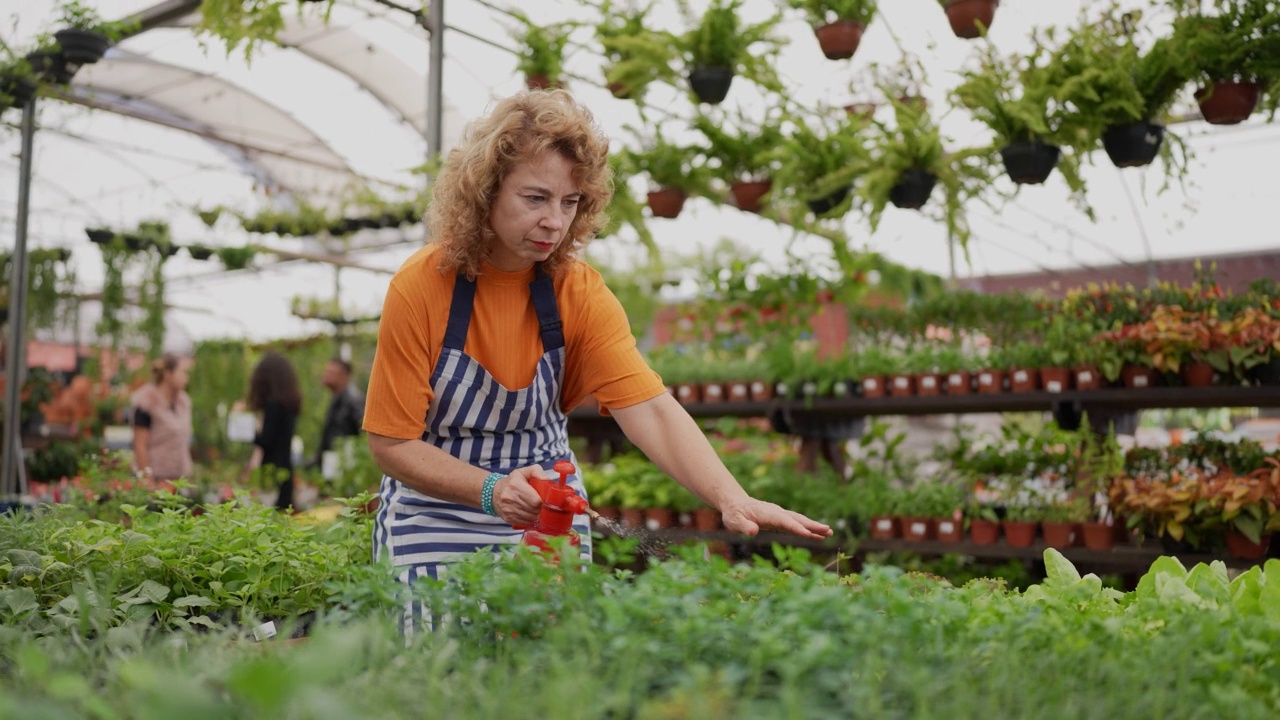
644, 507, 675, 531
888, 374, 916, 397
726, 381, 751, 402
749, 380, 775, 401
945, 371, 972, 395
675, 383, 701, 405
902, 517, 935, 542
916, 373, 942, 397
976, 369, 1005, 394
935, 517, 963, 543
861, 375, 887, 399
1042, 522, 1081, 549
1002, 520, 1038, 547
1074, 365, 1102, 391
1224, 530, 1271, 560
693, 507, 722, 532
970, 518, 1000, 544
1121, 364, 1157, 389
1039, 367, 1071, 394
701, 382, 726, 404
594, 505, 620, 522
1180, 362, 1216, 387
813, 20, 864, 60
1007, 367, 1038, 393
620, 507, 645, 529
869, 515, 900, 539
1081, 521, 1115, 551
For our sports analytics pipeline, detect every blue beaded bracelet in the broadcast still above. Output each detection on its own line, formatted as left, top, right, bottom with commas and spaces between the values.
480, 472, 504, 516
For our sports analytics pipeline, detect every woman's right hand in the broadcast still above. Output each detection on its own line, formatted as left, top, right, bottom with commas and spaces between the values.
492, 466, 547, 527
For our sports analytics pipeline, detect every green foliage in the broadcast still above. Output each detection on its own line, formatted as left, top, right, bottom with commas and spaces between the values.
596, 0, 679, 99
766, 111, 872, 215
624, 136, 716, 195
693, 110, 785, 183
786, 0, 879, 27
217, 245, 257, 271
598, 153, 658, 256
195, 0, 335, 62
676, 0, 785, 93
508, 13, 573, 83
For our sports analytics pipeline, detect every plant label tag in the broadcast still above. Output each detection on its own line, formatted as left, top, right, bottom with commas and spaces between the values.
876, 519, 893, 532
863, 378, 877, 392
679, 387, 694, 401
938, 521, 955, 534
253, 621, 277, 642
802, 381, 817, 396
910, 522, 926, 535
922, 376, 937, 389
949, 374, 964, 387
980, 373, 993, 386
1047, 380, 1063, 393
1134, 375, 1148, 388
730, 384, 748, 400
894, 377, 909, 390
1013, 370, 1028, 383
1078, 371, 1093, 384
645, 518, 660, 532
707, 385, 722, 398
751, 382, 765, 395
833, 381, 848, 395
776, 382, 789, 396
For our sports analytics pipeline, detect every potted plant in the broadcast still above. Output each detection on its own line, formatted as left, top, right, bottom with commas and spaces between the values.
952, 40, 1089, 199
976, 346, 1009, 394
938, 0, 1000, 39
853, 345, 899, 399
1171, 0, 1280, 125
766, 112, 871, 219
786, 0, 878, 60
624, 140, 714, 220
693, 111, 783, 214
933, 345, 978, 395
595, 1, 678, 100
54, 1, 129, 65
1003, 341, 1047, 393
965, 498, 1001, 543
0, 60, 39, 115
677, 0, 784, 105
1047, 7, 1194, 175
508, 13, 573, 90
216, 245, 257, 271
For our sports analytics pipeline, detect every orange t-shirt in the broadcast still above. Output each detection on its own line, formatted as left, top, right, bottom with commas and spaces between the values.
363, 245, 666, 440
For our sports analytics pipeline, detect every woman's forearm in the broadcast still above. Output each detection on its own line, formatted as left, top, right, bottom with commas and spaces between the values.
610, 393, 751, 511
367, 433, 494, 507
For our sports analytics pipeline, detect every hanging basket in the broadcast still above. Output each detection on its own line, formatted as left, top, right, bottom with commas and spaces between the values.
813, 20, 864, 60
1195, 80, 1260, 125
1101, 121, 1165, 168
646, 188, 688, 219
85, 228, 115, 245
54, 28, 110, 65
998, 141, 1061, 185
888, 168, 938, 210
943, 0, 999, 39
187, 246, 215, 261
806, 186, 851, 218
607, 80, 632, 99
844, 102, 877, 119
1, 75, 38, 110
25, 50, 77, 85
729, 179, 771, 213
688, 66, 734, 105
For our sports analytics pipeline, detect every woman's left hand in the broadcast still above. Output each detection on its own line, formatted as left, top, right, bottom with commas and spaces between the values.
720, 498, 832, 540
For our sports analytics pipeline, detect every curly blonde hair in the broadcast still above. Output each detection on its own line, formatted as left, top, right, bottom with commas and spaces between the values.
428, 90, 613, 279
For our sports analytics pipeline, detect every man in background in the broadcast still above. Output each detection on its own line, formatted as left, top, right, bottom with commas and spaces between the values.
310, 358, 365, 475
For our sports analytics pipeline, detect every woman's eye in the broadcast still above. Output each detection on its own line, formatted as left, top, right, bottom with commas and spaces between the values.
563, 198, 579, 208
526, 195, 545, 204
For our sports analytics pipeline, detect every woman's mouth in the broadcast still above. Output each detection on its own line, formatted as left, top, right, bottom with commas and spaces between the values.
531, 240, 554, 252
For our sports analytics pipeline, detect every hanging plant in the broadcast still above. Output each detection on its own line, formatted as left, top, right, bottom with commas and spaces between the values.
95, 239, 130, 357
937, 0, 1000, 40
196, 206, 223, 228
625, 134, 716, 220
765, 111, 872, 220
677, 0, 784, 105
596, 0, 679, 100
54, 0, 130, 65
195, 0, 335, 61
186, 244, 215, 261
0, 249, 70, 332
508, 12, 573, 90
1169, 0, 1280, 125
217, 245, 257, 271
787, 0, 878, 60
0, 60, 38, 116
138, 244, 169, 359
599, 153, 658, 258
693, 110, 784, 214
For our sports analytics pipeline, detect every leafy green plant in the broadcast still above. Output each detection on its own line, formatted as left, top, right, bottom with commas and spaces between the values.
676, 0, 785, 93
508, 13, 574, 86
624, 137, 716, 197
787, 0, 878, 27
596, 0, 679, 99
766, 111, 872, 217
693, 110, 784, 185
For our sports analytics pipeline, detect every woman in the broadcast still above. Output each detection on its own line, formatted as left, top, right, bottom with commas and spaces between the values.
130, 354, 193, 481
244, 352, 301, 511
364, 91, 830, 630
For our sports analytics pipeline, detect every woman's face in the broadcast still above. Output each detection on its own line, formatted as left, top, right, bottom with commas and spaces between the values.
166, 365, 189, 392
487, 151, 582, 272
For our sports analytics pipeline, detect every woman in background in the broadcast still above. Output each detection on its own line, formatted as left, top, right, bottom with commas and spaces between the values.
244, 352, 302, 511
130, 354, 193, 481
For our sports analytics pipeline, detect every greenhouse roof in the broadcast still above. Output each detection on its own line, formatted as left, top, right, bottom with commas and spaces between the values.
2, 0, 1279, 348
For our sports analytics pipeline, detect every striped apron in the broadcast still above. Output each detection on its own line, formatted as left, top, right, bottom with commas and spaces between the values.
372, 264, 591, 635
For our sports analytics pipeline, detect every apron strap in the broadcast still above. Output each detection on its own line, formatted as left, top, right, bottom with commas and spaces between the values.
529, 264, 565, 351
442, 274, 477, 351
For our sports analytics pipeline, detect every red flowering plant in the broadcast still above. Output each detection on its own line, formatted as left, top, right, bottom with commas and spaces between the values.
1126, 305, 1230, 375
1223, 306, 1280, 379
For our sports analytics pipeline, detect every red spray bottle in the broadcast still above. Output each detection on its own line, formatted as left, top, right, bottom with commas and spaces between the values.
513, 460, 594, 553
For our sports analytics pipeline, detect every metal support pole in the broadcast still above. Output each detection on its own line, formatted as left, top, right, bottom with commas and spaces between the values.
946, 228, 958, 291
2, 96, 37, 497
425, 0, 445, 165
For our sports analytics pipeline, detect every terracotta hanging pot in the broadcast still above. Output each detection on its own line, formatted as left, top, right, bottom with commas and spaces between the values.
730, 179, 772, 213
813, 20, 864, 60
647, 188, 687, 219
688, 66, 734, 104
844, 102, 877, 119
943, 0, 999, 39
1102, 121, 1165, 168
999, 141, 1061, 185
888, 169, 938, 210
1196, 80, 1260, 125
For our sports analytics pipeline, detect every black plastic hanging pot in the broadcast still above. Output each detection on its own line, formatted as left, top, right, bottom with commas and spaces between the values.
54, 28, 110, 65
806, 186, 851, 217
85, 228, 115, 245
25, 50, 77, 85
888, 169, 939, 210
999, 141, 1061, 185
688, 66, 734, 105
1, 75, 38, 111
1101, 121, 1165, 168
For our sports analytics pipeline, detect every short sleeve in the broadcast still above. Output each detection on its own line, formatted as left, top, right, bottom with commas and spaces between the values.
363, 282, 436, 439
132, 407, 153, 429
